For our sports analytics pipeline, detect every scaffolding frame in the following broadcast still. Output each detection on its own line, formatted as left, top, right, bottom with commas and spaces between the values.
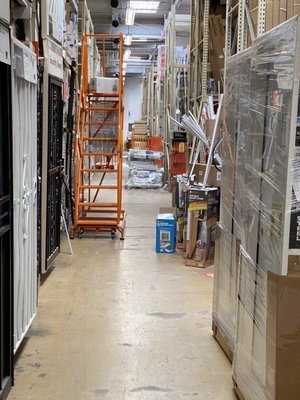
73, 33, 125, 239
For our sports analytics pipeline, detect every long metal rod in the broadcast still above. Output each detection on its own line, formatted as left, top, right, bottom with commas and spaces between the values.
61, 205, 73, 255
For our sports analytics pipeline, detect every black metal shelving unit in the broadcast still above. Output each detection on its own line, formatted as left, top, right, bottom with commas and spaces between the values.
46, 77, 63, 267
0, 58, 13, 400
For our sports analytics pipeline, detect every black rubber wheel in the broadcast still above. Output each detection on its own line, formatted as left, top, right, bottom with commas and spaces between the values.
111, 231, 116, 239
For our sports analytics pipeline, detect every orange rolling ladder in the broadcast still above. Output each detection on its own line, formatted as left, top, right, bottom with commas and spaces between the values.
73, 33, 126, 239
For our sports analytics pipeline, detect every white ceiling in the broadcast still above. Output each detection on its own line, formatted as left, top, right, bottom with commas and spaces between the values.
86, 0, 190, 75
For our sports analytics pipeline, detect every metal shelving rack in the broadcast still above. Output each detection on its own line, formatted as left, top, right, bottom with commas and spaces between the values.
188, 0, 210, 166
164, 3, 190, 180
189, 0, 210, 112
225, 0, 266, 58
141, 66, 164, 137
73, 33, 125, 239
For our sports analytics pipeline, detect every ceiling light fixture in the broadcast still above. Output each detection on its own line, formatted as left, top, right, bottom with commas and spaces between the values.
129, 1, 160, 14
124, 34, 132, 45
125, 7, 135, 25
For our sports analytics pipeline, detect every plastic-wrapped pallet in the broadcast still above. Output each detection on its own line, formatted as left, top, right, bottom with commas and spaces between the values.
213, 223, 239, 361
214, 16, 300, 400
213, 37, 251, 357
125, 149, 164, 189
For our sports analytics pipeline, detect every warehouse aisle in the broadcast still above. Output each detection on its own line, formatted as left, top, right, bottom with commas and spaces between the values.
9, 188, 236, 400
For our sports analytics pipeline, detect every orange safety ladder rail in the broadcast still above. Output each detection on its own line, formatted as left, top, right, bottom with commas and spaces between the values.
72, 33, 126, 239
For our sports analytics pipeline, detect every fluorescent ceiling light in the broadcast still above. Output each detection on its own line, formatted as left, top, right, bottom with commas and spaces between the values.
129, 1, 160, 13
125, 7, 135, 25
124, 34, 132, 45
124, 49, 131, 60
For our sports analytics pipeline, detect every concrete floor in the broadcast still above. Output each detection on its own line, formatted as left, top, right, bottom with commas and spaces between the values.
9, 187, 236, 400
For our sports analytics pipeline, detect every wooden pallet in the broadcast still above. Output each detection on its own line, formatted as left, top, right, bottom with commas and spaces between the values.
212, 320, 234, 363
233, 377, 246, 400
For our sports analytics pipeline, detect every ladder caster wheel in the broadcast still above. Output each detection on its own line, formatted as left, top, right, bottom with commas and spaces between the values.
120, 237, 125, 241
111, 231, 116, 239
78, 230, 83, 239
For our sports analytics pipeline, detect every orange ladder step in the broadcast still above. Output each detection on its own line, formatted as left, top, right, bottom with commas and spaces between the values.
80, 169, 118, 173
77, 219, 118, 226
82, 152, 117, 156
84, 107, 119, 111
86, 93, 120, 98
83, 138, 118, 141
84, 122, 118, 126
78, 202, 118, 207
79, 185, 118, 189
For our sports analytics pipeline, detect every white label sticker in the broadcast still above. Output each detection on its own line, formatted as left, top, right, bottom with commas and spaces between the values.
0, 24, 10, 65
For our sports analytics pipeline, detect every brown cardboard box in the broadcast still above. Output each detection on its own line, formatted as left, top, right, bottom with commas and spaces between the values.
209, 49, 224, 88
287, 0, 295, 18
294, 1, 300, 15
209, 15, 225, 88
288, 254, 300, 271
265, 0, 274, 31
205, 119, 215, 139
209, 15, 225, 57
186, 211, 218, 261
176, 216, 184, 243
193, 163, 222, 187
266, 271, 300, 399
249, 0, 259, 34
159, 207, 175, 214
65, 4, 70, 24
186, 210, 198, 259
280, 0, 287, 22
183, 224, 187, 252
250, 8, 258, 31
273, 0, 280, 26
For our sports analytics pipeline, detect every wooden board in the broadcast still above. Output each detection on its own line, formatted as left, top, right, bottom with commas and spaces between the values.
233, 377, 246, 400
212, 320, 234, 363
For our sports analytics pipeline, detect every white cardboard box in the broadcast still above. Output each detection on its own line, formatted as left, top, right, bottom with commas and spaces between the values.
89, 77, 119, 94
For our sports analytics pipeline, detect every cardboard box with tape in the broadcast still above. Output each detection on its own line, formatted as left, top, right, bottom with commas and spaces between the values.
193, 164, 222, 187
